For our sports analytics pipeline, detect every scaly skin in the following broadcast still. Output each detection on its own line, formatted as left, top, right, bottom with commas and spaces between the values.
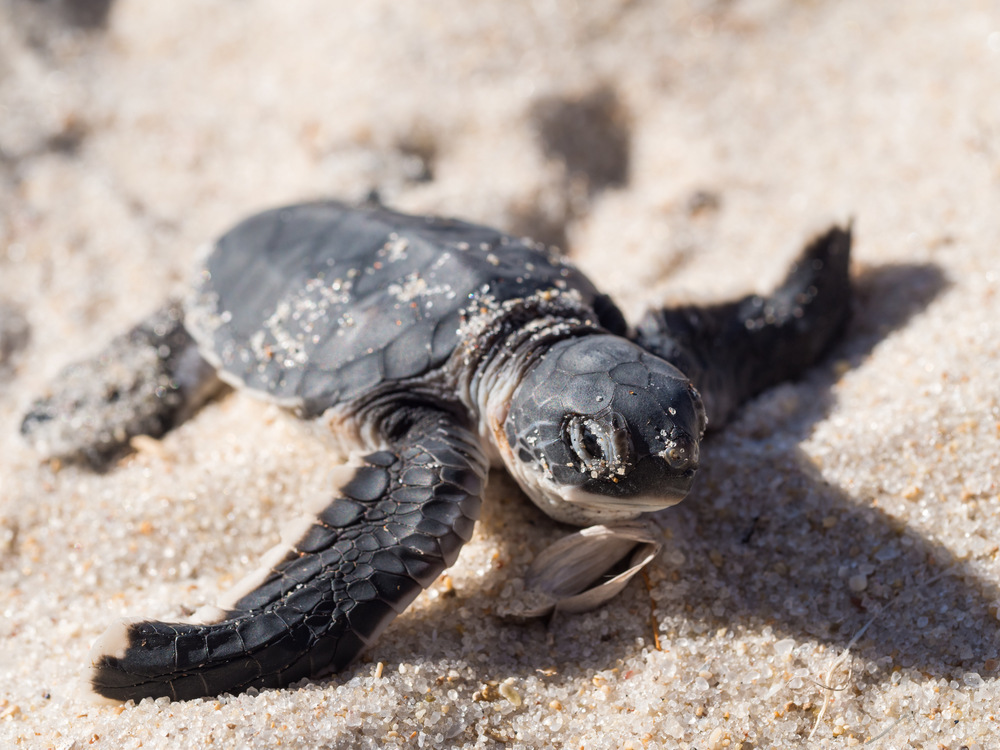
90, 409, 487, 702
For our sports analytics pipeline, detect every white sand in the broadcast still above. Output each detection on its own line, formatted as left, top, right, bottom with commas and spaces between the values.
2, 1, 999, 747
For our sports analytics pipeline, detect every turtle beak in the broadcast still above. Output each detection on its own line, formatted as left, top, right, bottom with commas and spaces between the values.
564, 450, 697, 513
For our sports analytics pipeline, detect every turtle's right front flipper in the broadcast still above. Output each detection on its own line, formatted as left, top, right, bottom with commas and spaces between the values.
20, 300, 222, 468
634, 225, 852, 429
89, 408, 487, 702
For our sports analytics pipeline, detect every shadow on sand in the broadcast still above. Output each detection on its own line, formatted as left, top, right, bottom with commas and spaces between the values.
646, 261, 1000, 677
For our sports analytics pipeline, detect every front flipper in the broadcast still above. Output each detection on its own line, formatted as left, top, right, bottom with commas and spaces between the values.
635, 225, 852, 428
517, 520, 661, 617
89, 409, 487, 702
20, 300, 222, 468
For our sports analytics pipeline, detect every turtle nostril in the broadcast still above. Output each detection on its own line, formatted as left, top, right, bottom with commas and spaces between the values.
661, 437, 699, 472
666, 447, 683, 464
664, 446, 690, 470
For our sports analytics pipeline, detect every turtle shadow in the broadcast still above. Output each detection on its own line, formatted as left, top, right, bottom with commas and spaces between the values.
667, 259, 1000, 678
657, 447, 1000, 679
645, 259, 1000, 678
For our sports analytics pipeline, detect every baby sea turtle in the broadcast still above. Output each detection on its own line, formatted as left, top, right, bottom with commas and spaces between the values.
22, 201, 852, 702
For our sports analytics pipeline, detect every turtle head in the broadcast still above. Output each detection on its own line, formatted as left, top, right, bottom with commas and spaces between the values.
501, 335, 707, 525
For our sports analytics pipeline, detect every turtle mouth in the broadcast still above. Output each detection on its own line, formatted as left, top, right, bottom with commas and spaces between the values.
506, 450, 696, 525
560, 466, 695, 513
559, 484, 690, 514
561, 442, 698, 515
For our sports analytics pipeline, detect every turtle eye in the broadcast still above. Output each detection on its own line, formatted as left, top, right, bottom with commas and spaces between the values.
565, 412, 633, 476
570, 418, 604, 462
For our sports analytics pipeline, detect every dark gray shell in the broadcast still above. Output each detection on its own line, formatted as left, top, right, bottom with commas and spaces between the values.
188, 201, 612, 416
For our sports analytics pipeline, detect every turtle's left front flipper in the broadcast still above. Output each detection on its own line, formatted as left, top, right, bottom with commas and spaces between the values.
635, 225, 852, 429
20, 300, 223, 468
517, 521, 662, 618
88, 409, 487, 702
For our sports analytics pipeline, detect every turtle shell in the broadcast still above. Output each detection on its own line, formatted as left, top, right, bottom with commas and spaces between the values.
186, 201, 610, 416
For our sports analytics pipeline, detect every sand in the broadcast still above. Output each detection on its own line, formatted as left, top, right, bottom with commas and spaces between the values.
2, 1, 999, 747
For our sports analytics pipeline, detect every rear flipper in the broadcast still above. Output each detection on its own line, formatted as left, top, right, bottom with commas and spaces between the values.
634, 225, 852, 429
89, 409, 487, 702
20, 300, 222, 468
